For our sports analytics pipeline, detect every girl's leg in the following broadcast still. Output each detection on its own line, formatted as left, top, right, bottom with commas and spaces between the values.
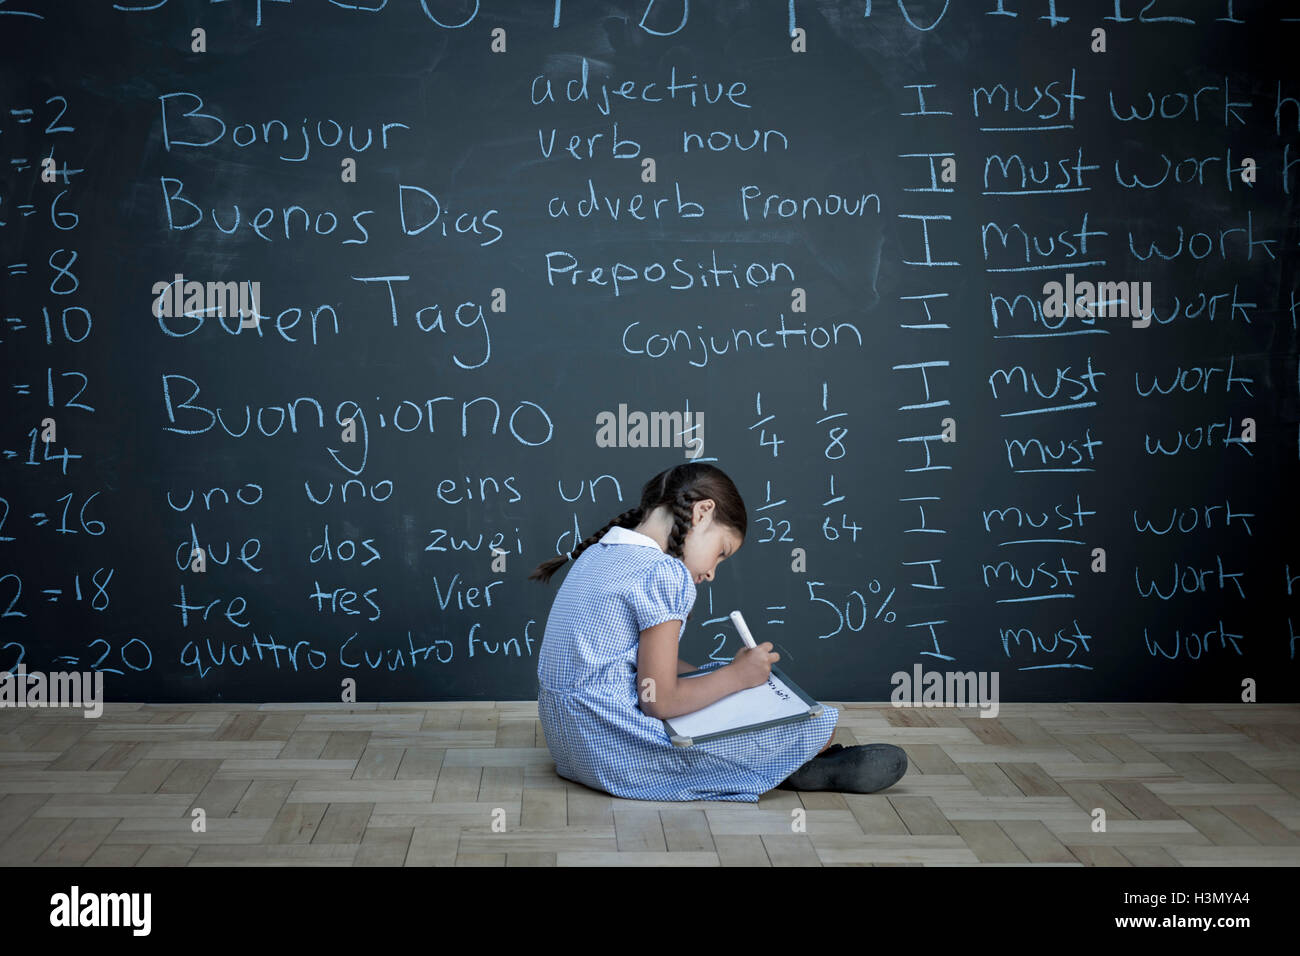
817, 731, 834, 753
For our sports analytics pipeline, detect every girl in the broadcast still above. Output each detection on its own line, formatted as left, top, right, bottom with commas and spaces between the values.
529, 462, 908, 802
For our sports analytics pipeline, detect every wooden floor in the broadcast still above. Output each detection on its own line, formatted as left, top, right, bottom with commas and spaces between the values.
1, 700, 1298, 866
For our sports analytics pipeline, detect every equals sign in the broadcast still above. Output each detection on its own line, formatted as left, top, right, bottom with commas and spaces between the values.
3, 450, 17, 459
42, 588, 62, 602
8, 159, 31, 172
15, 204, 34, 217
53, 656, 80, 665
766, 605, 786, 625
12, 384, 30, 395
6, 317, 24, 330
9, 109, 34, 124
7, 263, 27, 276
30, 512, 47, 525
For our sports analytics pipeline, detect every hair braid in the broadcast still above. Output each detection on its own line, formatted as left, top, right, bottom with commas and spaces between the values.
529, 463, 747, 586
580, 506, 643, 561
525, 505, 643, 584
663, 489, 696, 560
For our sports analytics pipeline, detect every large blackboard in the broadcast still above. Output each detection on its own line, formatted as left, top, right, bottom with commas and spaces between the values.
2, 0, 1296, 704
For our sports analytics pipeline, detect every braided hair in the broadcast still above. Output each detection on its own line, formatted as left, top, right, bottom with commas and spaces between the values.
527, 463, 747, 591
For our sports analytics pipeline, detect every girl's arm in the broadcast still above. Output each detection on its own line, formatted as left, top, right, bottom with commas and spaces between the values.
636, 619, 748, 719
676, 658, 694, 674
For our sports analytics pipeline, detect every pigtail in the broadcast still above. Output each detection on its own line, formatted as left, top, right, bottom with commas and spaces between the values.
527, 506, 644, 585
663, 489, 695, 560
528, 463, 748, 588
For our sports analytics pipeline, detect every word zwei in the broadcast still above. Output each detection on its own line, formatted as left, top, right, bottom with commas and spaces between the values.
152, 273, 261, 325
49, 885, 150, 936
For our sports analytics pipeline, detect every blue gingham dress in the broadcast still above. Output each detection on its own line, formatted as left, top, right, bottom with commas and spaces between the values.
537, 525, 840, 802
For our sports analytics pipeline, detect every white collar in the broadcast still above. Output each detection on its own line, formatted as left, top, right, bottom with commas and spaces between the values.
600, 525, 665, 550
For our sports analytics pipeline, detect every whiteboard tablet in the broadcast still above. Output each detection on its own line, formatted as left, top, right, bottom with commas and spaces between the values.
664, 664, 824, 747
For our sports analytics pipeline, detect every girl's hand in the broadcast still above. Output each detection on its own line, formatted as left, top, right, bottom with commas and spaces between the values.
731, 642, 779, 689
